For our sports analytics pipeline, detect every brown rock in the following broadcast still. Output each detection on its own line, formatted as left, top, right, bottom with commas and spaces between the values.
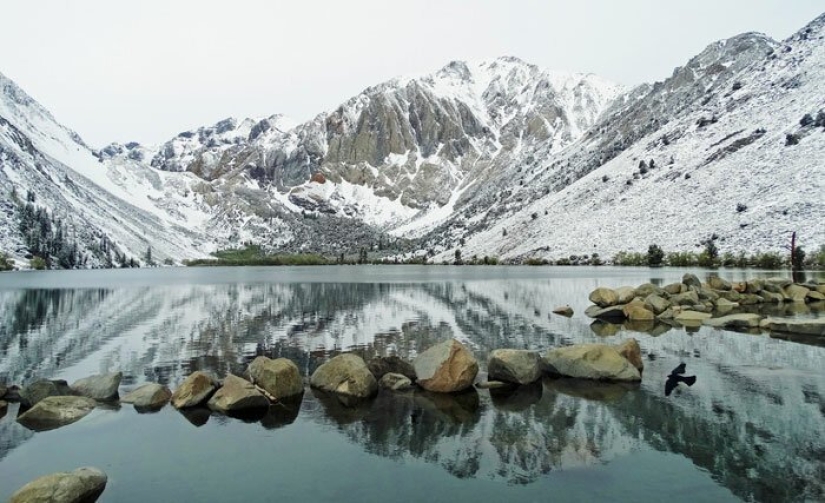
171, 371, 218, 409
616, 339, 644, 373
414, 339, 479, 393
207, 374, 269, 413
247, 357, 304, 401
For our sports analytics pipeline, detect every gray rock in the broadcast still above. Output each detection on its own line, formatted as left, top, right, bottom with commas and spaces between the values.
807, 290, 825, 302
543, 344, 641, 382
644, 294, 670, 314
487, 349, 542, 385
623, 303, 655, 321
635, 283, 665, 298
670, 290, 700, 306
682, 273, 701, 288
715, 298, 740, 310
589, 287, 618, 307
765, 277, 792, 288
207, 374, 269, 413
758, 291, 785, 303
20, 379, 73, 408
708, 276, 732, 291
378, 372, 414, 391
16, 396, 96, 431
584, 304, 627, 321
674, 310, 713, 326
171, 371, 218, 409
367, 356, 417, 381
9, 467, 107, 503
414, 339, 479, 393
120, 383, 172, 411
310, 353, 378, 398
71, 372, 122, 401
702, 313, 762, 329
247, 357, 304, 401
614, 286, 637, 304
745, 279, 764, 294
761, 318, 825, 336
551, 305, 574, 317
784, 284, 811, 303
662, 283, 685, 295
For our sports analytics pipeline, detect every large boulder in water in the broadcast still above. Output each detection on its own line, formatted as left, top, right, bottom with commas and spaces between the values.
543, 344, 641, 382
121, 383, 172, 411
171, 371, 218, 409
414, 339, 478, 393
9, 466, 107, 503
682, 273, 701, 288
367, 356, 417, 381
247, 357, 304, 401
71, 372, 122, 401
16, 396, 97, 431
207, 374, 269, 413
310, 353, 378, 398
20, 379, 73, 408
487, 349, 542, 385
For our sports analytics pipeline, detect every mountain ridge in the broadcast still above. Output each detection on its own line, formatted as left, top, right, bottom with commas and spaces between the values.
1, 13, 824, 268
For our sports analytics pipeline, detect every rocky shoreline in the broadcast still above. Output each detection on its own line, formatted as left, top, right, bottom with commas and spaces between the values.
1, 336, 645, 502
585, 274, 825, 337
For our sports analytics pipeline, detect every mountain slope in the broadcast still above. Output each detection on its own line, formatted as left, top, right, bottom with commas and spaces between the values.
438, 16, 825, 261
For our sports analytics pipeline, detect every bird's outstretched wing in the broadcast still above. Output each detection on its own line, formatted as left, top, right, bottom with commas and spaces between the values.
665, 376, 678, 396
670, 363, 686, 376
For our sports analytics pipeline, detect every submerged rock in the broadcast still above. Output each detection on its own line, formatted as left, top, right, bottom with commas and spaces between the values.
487, 349, 542, 385
543, 344, 641, 382
20, 379, 73, 408
584, 304, 627, 321
310, 353, 378, 398
367, 356, 417, 381
414, 339, 479, 393
378, 372, 414, 391
71, 372, 122, 401
171, 371, 218, 409
207, 374, 269, 413
761, 318, 825, 336
247, 357, 304, 401
120, 383, 172, 411
16, 396, 96, 431
10, 467, 107, 503
702, 313, 762, 329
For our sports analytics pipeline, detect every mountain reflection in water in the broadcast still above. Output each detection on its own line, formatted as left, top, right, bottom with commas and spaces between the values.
0, 267, 824, 502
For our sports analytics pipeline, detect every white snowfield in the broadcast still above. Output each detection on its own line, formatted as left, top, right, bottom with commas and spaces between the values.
1, 13, 824, 265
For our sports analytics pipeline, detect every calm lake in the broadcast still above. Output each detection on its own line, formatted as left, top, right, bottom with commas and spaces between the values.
1, 266, 824, 502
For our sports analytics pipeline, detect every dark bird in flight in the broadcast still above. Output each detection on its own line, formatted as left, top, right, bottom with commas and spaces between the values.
665, 363, 696, 396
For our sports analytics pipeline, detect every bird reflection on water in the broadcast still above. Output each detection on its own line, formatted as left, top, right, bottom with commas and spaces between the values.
665, 363, 697, 397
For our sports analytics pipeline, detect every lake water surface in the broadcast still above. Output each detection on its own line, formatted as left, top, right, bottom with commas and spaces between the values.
1, 266, 824, 502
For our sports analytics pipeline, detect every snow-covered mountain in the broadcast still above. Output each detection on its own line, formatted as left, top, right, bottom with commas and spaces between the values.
1, 12, 824, 266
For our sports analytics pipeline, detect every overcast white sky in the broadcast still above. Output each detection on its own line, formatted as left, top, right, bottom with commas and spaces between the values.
1, 1, 822, 147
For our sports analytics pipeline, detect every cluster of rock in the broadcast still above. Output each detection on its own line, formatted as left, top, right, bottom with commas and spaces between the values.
2, 337, 648, 502
586, 274, 825, 336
